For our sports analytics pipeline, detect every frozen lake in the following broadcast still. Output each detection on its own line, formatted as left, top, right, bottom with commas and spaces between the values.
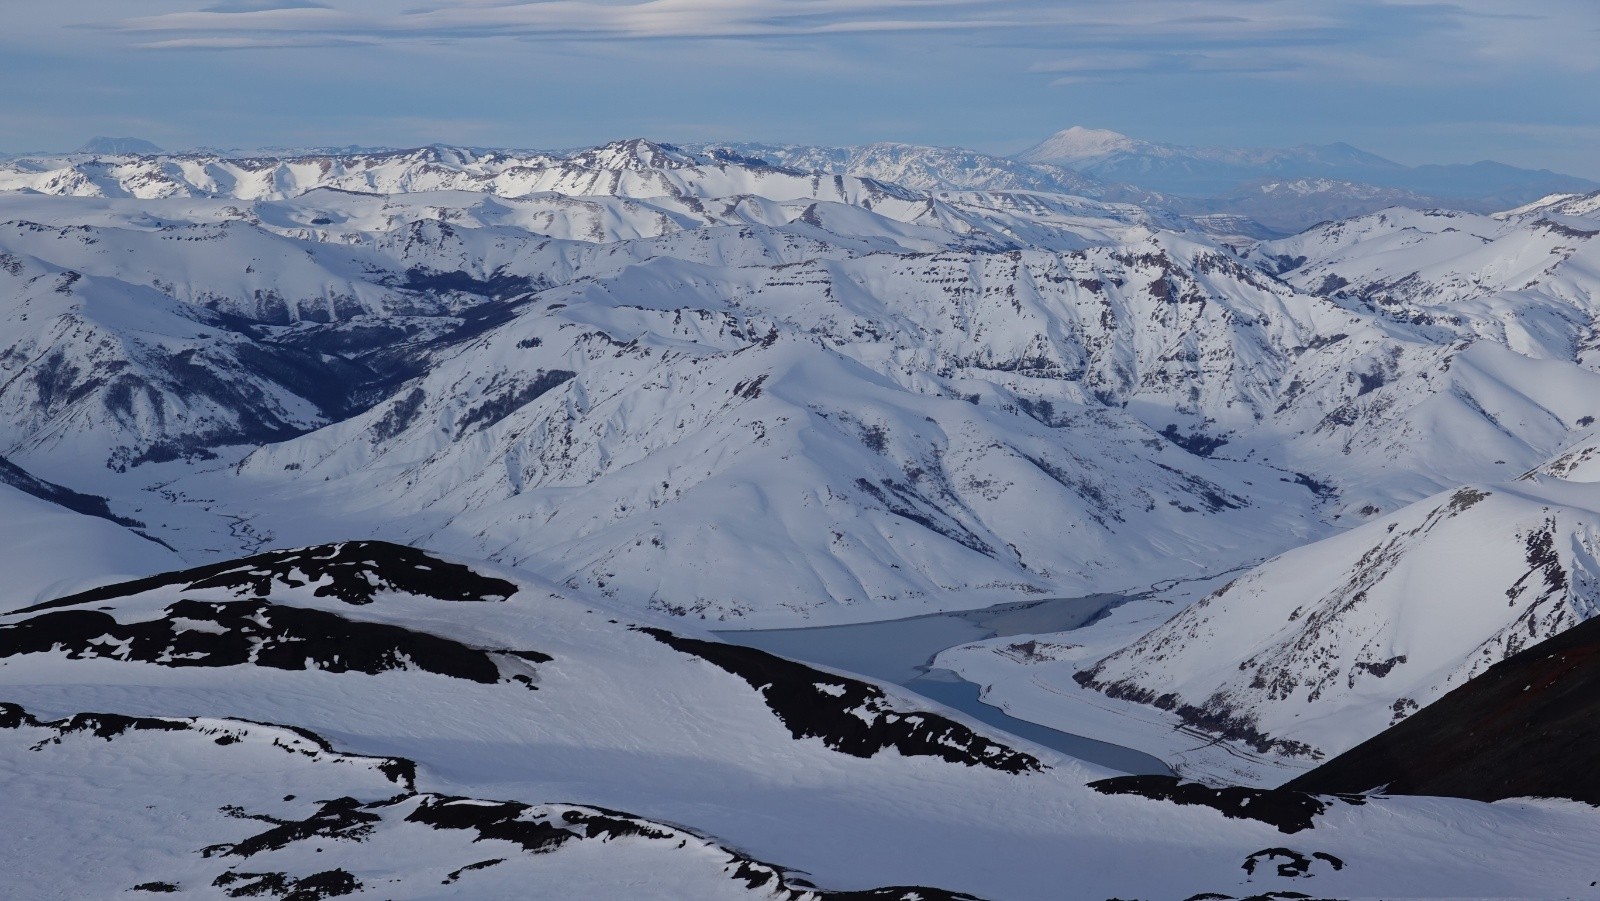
717, 595, 1173, 776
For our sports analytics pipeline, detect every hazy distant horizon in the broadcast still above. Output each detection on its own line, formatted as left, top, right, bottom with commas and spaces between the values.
4, 1, 1597, 178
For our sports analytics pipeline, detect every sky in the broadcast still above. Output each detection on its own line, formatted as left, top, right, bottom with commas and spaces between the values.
2, 0, 1598, 177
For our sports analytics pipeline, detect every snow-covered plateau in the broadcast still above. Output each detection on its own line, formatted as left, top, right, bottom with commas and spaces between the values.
4, 137, 1600, 899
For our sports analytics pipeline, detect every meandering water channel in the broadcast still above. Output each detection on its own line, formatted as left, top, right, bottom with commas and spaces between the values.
716, 594, 1174, 776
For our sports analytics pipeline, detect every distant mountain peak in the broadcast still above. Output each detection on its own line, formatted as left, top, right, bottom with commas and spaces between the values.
1019, 126, 1141, 163
76, 136, 163, 156
569, 138, 698, 171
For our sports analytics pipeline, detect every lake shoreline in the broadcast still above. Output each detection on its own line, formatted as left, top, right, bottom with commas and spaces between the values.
715, 594, 1174, 777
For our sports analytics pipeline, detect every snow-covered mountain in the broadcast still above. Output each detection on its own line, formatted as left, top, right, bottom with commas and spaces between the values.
1286, 599, 1600, 803
3, 139, 1599, 626
0, 140, 916, 207
1076, 479, 1600, 760
208, 227, 1374, 624
1019, 127, 1408, 196
0, 245, 379, 470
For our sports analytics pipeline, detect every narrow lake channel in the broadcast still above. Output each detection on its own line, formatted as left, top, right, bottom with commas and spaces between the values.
715, 594, 1174, 777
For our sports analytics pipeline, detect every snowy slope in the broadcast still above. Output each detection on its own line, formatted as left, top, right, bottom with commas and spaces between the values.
196, 229, 1382, 624
0, 247, 374, 471
0, 475, 175, 605
0, 704, 980, 900
1253, 205, 1600, 365
1076, 479, 1600, 761
5, 543, 1600, 900
3, 139, 1599, 628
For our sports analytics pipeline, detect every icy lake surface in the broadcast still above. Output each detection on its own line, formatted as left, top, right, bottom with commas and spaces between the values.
717, 595, 1174, 776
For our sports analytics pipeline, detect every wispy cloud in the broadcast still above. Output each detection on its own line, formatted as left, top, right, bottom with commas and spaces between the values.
87, 0, 1596, 89
1031, 47, 1303, 86
200, 0, 331, 12
105, 0, 1020, 44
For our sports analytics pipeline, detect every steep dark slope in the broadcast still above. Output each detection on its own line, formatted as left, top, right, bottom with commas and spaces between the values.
1286, 613, 1600, 803
0, 454, 141, 527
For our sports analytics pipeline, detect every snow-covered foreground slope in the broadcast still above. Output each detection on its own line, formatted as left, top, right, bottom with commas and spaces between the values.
0, 705, 980, 900
6, 543, 1600, 900
1077, 478, 1600, 761
0, 466, 175, 604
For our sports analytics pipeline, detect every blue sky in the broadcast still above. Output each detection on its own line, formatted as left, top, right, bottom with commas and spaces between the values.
4, 1, 1598, 177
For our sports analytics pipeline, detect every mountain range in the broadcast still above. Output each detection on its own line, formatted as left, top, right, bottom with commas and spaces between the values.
4, 130, 1600, 898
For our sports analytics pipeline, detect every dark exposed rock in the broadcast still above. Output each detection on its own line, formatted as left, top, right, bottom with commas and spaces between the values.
1286, 612, 1600, 804
1535, 219, 1599, 240
0, 454, 143, 527
1241, 848, 1344, 878
1087, 775, 1364, 834
1291, 472, 1338, 499
639, 628, 1041, 773
369, 387, 427, 443
212, 869, 360, 900
441, 859, 505, 885
399, 266, 544, 300
0, 599, 505, 684
0, 702, 417, 790
54, 711, 190, 742
206, 797, 382, 859
455, 369, 576, 436
213, 871, 292, 897
280, 869, 361, 901
1072, 675, 1320, 759
10, 697, 982, 900
1160, 424, 1228, 457
853, 477, 998, 557
97, 339, 377, 470
403, 795, 984, 900
12, 541, 517, 614
407, 796, 583, 853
